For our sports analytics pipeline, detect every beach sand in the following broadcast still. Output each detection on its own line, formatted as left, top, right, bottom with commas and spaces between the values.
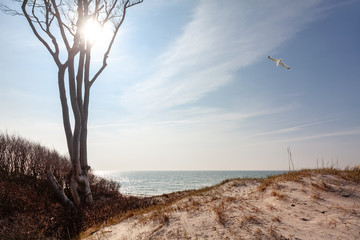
84, 171, 360, 239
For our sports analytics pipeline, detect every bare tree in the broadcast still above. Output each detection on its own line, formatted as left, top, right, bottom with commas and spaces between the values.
0, 0, 143, 208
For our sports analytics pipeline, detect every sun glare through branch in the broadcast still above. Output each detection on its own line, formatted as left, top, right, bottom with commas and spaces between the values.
82, 19, 113, 46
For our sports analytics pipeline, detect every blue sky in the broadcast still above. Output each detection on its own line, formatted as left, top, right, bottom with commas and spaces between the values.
1, 0, 359, 170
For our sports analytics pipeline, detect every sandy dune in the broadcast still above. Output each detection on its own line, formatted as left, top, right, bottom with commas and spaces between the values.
85, 172, 360, 240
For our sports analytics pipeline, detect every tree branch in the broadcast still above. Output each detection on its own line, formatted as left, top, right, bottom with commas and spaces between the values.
0, 4, 23, 16
50, 0, 70, 51
57, 66, 73, 159
47, 170, 75, 209
90, 0, 143, 85
127, 0, 143, 8
21, 0, 62, 67
67, 59, 82, 178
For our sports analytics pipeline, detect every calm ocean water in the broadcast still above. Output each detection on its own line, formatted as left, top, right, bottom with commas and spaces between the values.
94, 170, 285, 196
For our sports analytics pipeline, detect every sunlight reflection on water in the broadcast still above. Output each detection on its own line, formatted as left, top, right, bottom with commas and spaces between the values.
94, 170, 285, 196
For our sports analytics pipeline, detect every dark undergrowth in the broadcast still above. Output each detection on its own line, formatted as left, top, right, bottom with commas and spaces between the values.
0, 132, 160, 239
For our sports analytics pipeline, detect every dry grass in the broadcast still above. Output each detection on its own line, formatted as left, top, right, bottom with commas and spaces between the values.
343, 166, 360, 182
267, 204, 276, 211
271, 216, 281, 223
311, 192, 322, 201
213, 202, 228, 227
258, 167, 360, 192
267, 224, 276, 237
251, 205, 262, 213
139, 208, 171, 227
328, 218, 338, 228
270, 190, 288, 200
241, 214, 261, 226
224, 196, 237, 203
311, 179, 331, 191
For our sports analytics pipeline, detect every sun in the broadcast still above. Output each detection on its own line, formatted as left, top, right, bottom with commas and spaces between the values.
81, 19, 113, 46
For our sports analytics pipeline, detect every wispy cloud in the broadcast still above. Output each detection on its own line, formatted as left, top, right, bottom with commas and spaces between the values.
280, 128, 360, 143
248, 118, 342, 138
89, 104, 296, 133
121, 0, 325, 113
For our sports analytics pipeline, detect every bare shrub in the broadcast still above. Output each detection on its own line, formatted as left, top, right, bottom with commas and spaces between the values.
0, 132, 157, 239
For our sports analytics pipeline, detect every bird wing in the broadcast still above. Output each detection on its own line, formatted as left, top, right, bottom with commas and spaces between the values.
268, 56, 278, 63
280, 62, 290, 69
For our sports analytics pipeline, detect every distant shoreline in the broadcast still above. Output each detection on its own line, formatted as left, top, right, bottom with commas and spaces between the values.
94, 170, 287, 196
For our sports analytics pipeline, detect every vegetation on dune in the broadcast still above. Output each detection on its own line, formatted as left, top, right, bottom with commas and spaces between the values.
0, 132, 157, 239
258, 167, 360, 192
1, 132, 359, 239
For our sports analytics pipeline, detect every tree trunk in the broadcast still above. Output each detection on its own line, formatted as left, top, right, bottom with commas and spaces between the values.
47, 170, 75, 209
57, 60, 94, 207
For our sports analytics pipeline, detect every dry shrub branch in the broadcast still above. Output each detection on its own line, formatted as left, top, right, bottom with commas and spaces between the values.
0, 132, 156, 239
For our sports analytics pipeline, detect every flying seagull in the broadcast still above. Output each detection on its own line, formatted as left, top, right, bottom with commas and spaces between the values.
268, 56, 290, 69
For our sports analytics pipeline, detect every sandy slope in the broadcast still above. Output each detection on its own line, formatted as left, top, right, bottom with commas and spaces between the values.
85, 173, 360, 240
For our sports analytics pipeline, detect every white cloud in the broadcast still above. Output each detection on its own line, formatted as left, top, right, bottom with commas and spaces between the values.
247, 119, 342, 138
280, 129, 360, 143
121, 0, 325, 113
88, 104, 296, 146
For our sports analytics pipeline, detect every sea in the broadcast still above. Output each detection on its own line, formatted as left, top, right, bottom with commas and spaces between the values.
94, 170, 286, 196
